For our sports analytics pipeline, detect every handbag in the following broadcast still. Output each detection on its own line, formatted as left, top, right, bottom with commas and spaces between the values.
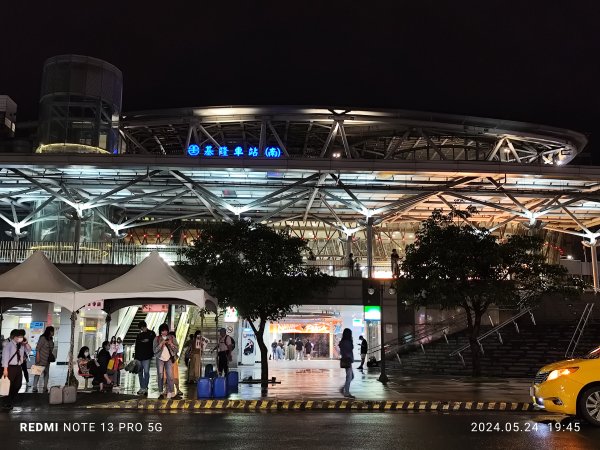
31, 365, 46, 376
340, 357, 352, 369
107, 358, 115, 371
48, 353, 56, 363
0, 377, 10, 396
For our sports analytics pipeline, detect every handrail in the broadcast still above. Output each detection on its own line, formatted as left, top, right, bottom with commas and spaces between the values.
449, 306, 536, 359
367, 310, 471, 358
565, 303, 595, 358
113, 306, 139, 340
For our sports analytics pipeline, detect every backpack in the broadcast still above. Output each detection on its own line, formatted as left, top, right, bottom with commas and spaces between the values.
229, 336, 236, 350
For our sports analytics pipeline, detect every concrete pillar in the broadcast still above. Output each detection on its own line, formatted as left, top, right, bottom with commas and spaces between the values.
56, 307, 72, 364
366, 218, 374, 278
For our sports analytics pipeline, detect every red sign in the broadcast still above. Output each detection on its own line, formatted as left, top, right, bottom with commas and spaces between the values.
142, 304, 169, 313
86, 300, 104, 310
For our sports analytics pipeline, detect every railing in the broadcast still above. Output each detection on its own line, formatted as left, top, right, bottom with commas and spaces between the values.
0, 240, 395, 277
565, 303, 595, 359
367, 311, 471, 361
449, 307, 536, 366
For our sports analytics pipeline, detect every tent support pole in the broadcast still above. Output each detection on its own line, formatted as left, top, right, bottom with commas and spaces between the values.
66, 311, 77, 385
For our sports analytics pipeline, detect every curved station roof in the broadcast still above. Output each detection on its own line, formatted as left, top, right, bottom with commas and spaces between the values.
0, 106, 596, 250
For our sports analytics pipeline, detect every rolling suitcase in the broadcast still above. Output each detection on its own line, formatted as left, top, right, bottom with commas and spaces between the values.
63, 385, 77, 404
213, 377, 227, 398
226, 371, 239, 392
197, 377, 212, 399
204, 363, 214, 378
49, 386, 63, 405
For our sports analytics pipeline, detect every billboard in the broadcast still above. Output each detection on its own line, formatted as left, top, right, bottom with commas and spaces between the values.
364, 305, 381, 321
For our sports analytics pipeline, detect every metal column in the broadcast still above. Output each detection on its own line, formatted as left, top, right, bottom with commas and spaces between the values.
366, 218, 374, 278
591, 243, 599, 292
346, 234, 353, 258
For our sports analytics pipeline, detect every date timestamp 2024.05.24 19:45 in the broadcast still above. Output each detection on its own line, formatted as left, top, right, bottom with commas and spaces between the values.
471, 422, 581, 433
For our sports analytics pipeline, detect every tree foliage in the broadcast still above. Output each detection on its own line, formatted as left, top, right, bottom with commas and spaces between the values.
178, 219, 336, 388
396, 209, 584, 376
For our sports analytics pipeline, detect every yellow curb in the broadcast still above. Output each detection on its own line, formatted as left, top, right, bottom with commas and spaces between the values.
84, 399, 538, 413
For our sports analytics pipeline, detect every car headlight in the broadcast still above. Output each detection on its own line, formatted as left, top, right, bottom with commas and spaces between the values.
547, 367, 579, 381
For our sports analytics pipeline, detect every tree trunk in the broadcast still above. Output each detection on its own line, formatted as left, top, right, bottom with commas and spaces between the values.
248, 319, 269, 397
467, 309, 483, 377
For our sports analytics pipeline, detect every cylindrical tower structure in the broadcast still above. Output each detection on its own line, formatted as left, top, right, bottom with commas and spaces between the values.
37, 55, 122, 154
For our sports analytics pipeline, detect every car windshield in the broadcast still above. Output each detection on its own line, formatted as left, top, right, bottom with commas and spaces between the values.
583, 346, 600, 359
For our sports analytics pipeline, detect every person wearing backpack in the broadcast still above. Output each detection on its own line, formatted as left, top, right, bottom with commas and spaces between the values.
216, 328, 233, 376
1, 329, 27, 411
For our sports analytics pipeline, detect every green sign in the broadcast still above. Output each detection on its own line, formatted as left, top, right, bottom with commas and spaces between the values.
364, 305, 381, 321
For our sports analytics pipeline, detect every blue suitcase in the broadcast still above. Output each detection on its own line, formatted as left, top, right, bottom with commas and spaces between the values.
213, 377, 228, 398
226, 371, 239, 391
197, 377, 212, 399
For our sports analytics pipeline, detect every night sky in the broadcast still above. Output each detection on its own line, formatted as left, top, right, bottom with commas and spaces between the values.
2, 2, 599, 158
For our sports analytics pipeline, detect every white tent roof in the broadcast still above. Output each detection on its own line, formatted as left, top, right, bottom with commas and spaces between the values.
0, 251, 83, 311
74, 251, 212, 310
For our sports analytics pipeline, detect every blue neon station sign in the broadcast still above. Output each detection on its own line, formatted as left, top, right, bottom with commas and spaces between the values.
187, 144, 282, 159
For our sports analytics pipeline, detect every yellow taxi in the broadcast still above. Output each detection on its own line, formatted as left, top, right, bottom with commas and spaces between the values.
532, 345, 600, 425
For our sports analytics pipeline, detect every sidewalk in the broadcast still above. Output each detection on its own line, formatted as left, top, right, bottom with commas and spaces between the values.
10, 359, 536, 410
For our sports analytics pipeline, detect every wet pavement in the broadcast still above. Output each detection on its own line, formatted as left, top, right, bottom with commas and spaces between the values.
18, 359, 534, 402
1, 408, 599, 449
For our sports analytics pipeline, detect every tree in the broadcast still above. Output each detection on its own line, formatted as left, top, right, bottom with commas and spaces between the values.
396, 209, 584, 376
178, 219, 336, 391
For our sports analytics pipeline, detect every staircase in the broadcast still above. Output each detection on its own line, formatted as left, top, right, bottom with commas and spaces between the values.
186, 312, 222, 349
122, 308, 148, 346
388, 316, 600, 378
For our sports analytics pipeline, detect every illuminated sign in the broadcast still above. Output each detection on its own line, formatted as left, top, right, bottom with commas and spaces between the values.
86, 300, 104, 310
224, 307, 239, 323
270, 322, 333, 333
352, 318, 364, 327
142, 304, 169, 313
187, 144, 283, 159
364, 305, 381, 321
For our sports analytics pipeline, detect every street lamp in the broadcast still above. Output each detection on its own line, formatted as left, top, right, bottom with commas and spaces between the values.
367, 282, 396, 383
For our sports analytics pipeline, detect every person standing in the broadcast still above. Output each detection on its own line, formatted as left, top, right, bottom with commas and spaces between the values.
286, 338, 295, 360
32, 326, 54, 393
216, 328, 233, 376
304, 340, 312, 360
187, 330, 204, 383
1, 329, 26, 411
295, 338, 304, 361
357, 335, 368, 370
390, 249, 400, 278
153, 324, 179, 399
339, 328, 355, 398
271, 340, 278, 360
134, 321, 156, 396
167, 331, 183, 396
347, 253, 355, 277
114, 337, 124, 386
20, 333, 32, 388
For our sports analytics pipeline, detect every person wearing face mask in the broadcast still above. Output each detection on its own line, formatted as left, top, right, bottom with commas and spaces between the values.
1, 329, 27, 411
77, 346, 93, 390
33, 326, 55, 393
153, 324, 179, 399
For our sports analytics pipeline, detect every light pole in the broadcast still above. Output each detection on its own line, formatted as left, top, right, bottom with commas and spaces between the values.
368, 281, 396, 383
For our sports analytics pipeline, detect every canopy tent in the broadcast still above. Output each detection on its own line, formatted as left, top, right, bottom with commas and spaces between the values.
0, 250, 83, 313
74, 251, 214, 312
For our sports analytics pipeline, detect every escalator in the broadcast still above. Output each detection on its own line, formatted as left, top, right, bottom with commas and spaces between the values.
123, 308, 148, 346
